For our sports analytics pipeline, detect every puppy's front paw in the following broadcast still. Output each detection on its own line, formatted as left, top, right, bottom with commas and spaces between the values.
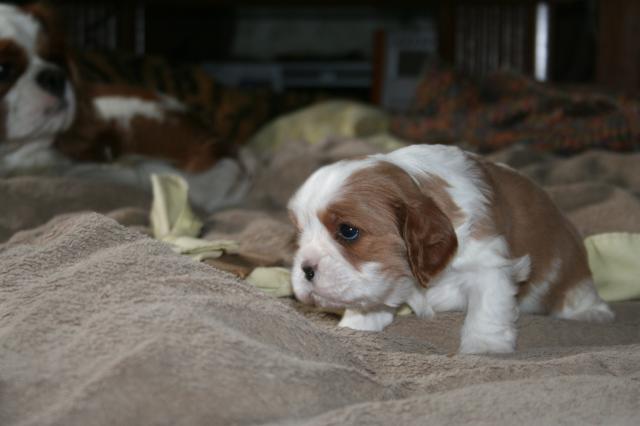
338, 309, 394, 331
459, 330, 516, 354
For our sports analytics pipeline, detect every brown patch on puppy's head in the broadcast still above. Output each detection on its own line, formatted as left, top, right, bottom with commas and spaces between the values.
321, 161, 458, 287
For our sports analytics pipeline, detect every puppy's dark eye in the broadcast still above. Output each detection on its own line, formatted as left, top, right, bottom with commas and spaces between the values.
337, 223, 359, 241
0, 63, 13, 81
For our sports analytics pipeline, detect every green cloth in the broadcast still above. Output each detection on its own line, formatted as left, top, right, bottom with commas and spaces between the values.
246, 267, 293, 298
150, 174, 203, 240
249, 100, 391, 151
150, 174, 238, 260
586, 233, 640, 302
149, 173, 294, 296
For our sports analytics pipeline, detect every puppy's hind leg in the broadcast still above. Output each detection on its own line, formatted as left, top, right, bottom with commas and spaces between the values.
553, 278, 614, 323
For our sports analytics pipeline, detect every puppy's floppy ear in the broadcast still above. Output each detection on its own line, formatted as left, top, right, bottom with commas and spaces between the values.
401, 195, 458, 288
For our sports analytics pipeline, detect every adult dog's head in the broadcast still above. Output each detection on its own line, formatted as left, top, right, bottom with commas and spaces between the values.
0, 3, 75, 143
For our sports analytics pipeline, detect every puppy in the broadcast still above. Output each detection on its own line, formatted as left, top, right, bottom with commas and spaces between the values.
0, 3, 225, 174
288, 144, 614, 353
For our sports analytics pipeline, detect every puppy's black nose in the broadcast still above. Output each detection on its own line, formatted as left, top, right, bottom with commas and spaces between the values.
302, 265, 315, 281
36, 68, 67, 99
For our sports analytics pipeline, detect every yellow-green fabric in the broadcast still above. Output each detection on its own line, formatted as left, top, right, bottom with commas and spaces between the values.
164, 236, 239, 261
150, 174, 203, 240
149, 173, 294, 294
586, 232, 640, 302
245, 267, 293, 298
150, 174, 238, 260
249, 100, 391, 151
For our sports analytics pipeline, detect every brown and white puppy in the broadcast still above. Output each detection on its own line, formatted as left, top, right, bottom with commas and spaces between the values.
288, 144, 614, 353
0, 3, 224, 174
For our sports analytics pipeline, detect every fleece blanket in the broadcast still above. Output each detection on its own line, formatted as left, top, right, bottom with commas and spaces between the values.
1, 141, 640, 425
390, 64, 640, 153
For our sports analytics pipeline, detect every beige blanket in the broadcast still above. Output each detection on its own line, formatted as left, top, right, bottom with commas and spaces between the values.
1, 142, 640, 425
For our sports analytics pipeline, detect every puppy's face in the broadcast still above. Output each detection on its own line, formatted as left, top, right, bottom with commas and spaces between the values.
288, 159, 458, 311
0, 4, 75, 143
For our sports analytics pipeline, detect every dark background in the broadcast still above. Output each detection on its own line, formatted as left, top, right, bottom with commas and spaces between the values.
11, 0, 640, 98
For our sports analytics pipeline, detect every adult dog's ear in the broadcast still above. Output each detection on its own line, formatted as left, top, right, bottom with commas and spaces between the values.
22, 2, 62, 34
22, 2, 68, 67
401, 195, 458, 288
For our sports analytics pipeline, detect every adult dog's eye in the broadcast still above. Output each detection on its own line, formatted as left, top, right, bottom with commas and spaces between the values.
337, 223, 359, 241
0, 63, 13, 81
